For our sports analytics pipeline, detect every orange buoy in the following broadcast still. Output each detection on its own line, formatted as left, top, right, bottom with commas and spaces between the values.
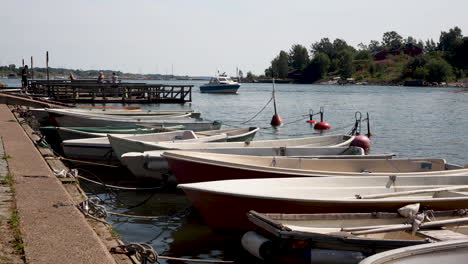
351, 135, 371, 152
271, 114, 283, 127
314, 121, 331, 130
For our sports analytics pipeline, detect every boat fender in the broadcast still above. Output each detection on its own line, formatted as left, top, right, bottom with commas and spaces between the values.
241, 231, 273, 260
309, 248, 365, 264
314, 122, 331, 130
350, 135, 371, 152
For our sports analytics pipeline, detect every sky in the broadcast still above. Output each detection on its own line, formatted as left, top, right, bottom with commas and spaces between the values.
1, 0, 467, 76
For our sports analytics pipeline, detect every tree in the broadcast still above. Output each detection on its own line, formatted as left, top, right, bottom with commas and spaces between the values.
302, 53, 330, 83
270, 50, 289, 78
337, 50, 354, 78
424, 58, 453, 82
288, 44, 310, 71
438, 26, 463, 52
354, 50, 372, 61
451, 37, 468, 70
245, 71, 256, 82
311, 38, 334, 58
382, 31, 403, 51
424, 39, 437, 53
368, 40, 383, 53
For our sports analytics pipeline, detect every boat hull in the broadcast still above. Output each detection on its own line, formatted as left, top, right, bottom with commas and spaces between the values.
180, 186, 468, 232
199, 84, 240, 94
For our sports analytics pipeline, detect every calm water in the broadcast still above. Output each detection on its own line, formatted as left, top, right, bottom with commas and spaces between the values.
3, 78, 468, 262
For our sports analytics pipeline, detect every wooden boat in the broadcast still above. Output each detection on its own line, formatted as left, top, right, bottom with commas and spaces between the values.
108, 127, 261, 160
178, 175, 468, 231
144, 134, 355, 150
360, 239, 468, 264
243, 208, 468, 262
121, 147, 395, 181
44, 108, 221, 130
164, 152, 465, 184
62, 131, 226, 163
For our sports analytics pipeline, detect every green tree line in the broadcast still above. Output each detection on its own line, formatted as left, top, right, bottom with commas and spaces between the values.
265, 27, 468, 84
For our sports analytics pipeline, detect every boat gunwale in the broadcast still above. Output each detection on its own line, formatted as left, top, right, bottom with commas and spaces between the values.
177, 176, 468, 204
163, 151, 465, 177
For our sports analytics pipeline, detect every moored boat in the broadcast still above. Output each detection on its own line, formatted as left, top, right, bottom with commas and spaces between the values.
199, 75, 241, 94
44, 108, 221, 130
165, 152, 464, 184
145, 134, 355, 150
62, 130, 226, 163
243, 208, 468, 262
178, 175, 468, 231
108, 127, 261, 161
120, 146, 375, 180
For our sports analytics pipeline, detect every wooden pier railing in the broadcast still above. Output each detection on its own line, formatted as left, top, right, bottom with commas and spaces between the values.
27, 80, 192, 104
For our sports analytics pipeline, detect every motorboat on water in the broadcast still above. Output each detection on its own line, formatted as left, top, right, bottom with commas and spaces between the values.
199, 74, 241, 94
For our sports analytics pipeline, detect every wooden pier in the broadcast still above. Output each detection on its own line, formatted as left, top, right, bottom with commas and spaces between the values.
26, 80, 192, 104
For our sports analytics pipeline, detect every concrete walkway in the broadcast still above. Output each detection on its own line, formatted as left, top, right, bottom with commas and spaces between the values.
0, 104, 116, 264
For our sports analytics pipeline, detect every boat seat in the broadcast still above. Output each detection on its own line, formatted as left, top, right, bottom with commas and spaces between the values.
416, 229, 468, 241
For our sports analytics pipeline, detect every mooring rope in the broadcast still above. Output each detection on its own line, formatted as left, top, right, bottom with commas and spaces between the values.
111, 242, 235, 264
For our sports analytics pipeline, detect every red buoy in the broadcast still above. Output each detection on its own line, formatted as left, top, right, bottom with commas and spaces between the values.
351, 135, 371, 152
314, 122, 331, 130
306, 120, 316, 124
271, 114, 283, 127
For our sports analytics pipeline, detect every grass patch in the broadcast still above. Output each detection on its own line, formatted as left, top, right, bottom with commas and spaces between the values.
0, 173, 13, 186
1, 154, 12, 159
110, 224, 121, 239
8, 209, 25, 254
9, 209, 19, 228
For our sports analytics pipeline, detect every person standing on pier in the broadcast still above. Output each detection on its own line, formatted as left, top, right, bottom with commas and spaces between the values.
97, 72, 105, 83
111, 72, 119, 84
21, 65, 30, 91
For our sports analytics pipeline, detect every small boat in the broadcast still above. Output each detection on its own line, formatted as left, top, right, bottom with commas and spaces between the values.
120, 146, 377, 180
178, 175, 468, 231
61, 131, 226, 163
359, 239, 468, 264
55, 108, 201, 118
243, 208, 468, 263
146, 134, 355, 150
108, 127, 261, 160
199, 75, 241, 94
42, 108, 221, 130
165, 152, 462, 184
30, 108, 200, 124
78, 106, 141, 110
39, 125, 182, 152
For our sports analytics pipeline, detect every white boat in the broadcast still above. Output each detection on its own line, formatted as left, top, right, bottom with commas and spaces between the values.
178, 175, 468, 231
108, 127, 262, 161
43, 108, 221, 130
61, 131, 226, 163
30, 108, 200, 123
199, 75, 241, 94
166, 153, 466, 184
360, 239, 468, 264
121, 147, 394, 180
54, 126, 182, 141
143, 134, 355, 150
243, 208, 468, 262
